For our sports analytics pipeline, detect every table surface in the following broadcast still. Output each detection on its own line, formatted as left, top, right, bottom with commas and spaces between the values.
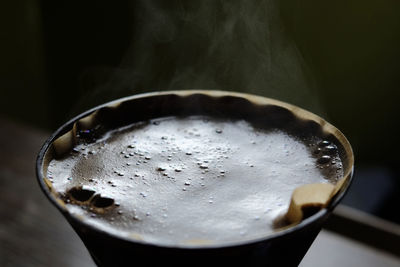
1, 117, 399, 267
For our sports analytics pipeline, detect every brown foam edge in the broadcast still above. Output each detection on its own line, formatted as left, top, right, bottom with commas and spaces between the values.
40, 90, 354, 243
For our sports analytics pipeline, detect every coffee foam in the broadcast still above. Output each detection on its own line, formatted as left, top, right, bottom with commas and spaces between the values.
47, 116, 343, 246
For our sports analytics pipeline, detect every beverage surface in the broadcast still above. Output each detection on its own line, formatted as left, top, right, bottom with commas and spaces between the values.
47, 116, 343, 245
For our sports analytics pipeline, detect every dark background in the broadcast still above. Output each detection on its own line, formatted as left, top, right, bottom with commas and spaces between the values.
1, 0, 399, 224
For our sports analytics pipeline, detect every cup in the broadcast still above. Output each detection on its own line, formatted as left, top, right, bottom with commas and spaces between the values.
36, 90, 354, 266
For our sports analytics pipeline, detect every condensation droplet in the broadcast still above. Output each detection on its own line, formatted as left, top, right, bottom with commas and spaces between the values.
323, 145, 337, 155
317, 155, 331, 164
318, 140, 331, 147
199, 163, 208, 169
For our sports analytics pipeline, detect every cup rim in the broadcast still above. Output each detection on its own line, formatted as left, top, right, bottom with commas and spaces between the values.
36, 89, 354, 250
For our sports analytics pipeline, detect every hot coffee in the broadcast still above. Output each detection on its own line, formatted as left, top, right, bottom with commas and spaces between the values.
46, 113, 343, 246
38, 91, 353, 266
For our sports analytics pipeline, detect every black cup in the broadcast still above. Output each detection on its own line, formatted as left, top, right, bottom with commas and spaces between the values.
36, 90, 354, 266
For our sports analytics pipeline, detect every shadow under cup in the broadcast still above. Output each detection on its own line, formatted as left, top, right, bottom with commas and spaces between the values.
36, 90, 354, 267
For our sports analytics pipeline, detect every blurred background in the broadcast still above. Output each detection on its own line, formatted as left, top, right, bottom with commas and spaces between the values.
1, 0, 399, 225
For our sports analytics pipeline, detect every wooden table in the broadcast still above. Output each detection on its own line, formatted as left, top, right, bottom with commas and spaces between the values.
1, 117, 399, 266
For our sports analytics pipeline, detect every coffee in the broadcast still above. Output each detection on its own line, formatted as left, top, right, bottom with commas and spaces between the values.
46, 115, 343, 246
38, 91, 354, 267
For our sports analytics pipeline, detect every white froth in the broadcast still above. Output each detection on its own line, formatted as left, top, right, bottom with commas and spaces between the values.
47, 116, 340, 246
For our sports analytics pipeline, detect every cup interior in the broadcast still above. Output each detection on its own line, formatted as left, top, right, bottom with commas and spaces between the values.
36, 90, 354, 248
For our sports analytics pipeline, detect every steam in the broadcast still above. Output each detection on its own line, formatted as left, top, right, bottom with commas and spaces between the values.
77, 0, 323, 114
